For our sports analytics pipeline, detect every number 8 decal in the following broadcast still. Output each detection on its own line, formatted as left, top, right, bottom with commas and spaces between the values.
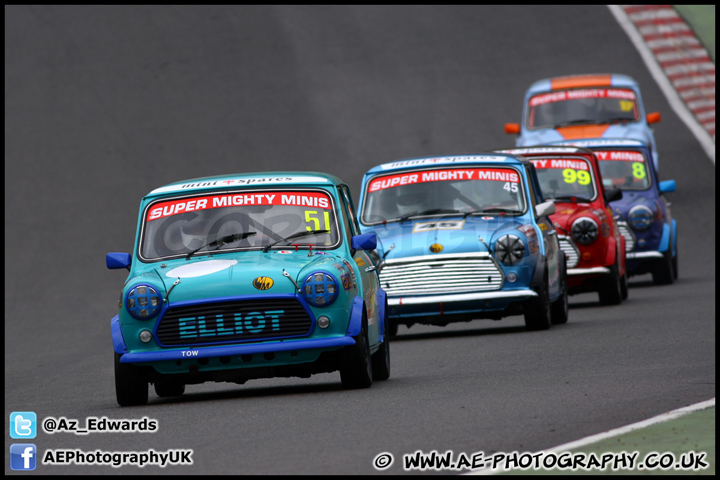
631, 162, 646, 179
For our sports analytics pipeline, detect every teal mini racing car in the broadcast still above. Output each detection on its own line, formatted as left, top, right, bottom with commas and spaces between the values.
107, 172, 389, 406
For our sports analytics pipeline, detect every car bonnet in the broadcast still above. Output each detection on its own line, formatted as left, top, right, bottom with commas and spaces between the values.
133, 250, 348, 303
374, 216, 532, 261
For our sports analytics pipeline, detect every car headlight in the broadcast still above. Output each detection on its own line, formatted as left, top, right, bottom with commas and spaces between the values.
571, 217, 599, 245
126, 284, 162, 320
628, 205, 653, 231
495, 234, 525, 265
302, 272, 339, 307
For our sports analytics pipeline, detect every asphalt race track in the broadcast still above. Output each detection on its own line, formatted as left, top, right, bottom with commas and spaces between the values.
5, 5, 715, 475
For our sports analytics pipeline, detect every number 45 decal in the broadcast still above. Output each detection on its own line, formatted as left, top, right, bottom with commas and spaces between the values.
503, 182, 518, 193
305, 210, 331, 231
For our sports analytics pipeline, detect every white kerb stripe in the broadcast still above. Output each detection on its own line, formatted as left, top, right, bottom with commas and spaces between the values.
465, 398, 715, 475
607, 5, 715, 163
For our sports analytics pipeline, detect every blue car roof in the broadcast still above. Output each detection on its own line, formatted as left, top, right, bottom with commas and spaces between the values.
364, 154, 525, 176
145, 171, 344, 198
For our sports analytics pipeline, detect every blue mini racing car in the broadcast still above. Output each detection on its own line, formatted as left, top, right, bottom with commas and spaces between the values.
107, 172, 389, 406
546, 139, 677, 284
358, 154, 569, 335
504, 74, 662, 170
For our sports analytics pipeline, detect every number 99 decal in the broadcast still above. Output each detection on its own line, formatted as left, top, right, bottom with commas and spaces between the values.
562, 169, 591, 185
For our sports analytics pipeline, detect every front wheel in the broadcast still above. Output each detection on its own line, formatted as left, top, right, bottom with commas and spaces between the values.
387, 319, 399, 338
371, 298, 390, 381
340, 310, 373, 389
114, 353, 148, 406
524, 270, 551, 331
652, 242, 674, 285
598, 254, 622, 305
620, 271, 629, 300
154, 380, 185, 398
672, 236, 678, 280
550, 255, 569, 325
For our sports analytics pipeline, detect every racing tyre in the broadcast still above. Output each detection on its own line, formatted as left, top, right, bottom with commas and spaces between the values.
371, 331, 390, 382
340, 310, 373, 389
524, 270, 551, 331
598, 255, 622, 305
114, 353, 148, 406
652, 242, 674, 285
550, 255, 569, 325
154, 380, 185, 398
672, 237, 678, 280
371, 298, 390, 381
620, 272, 629, 301
387, 318, 399, 338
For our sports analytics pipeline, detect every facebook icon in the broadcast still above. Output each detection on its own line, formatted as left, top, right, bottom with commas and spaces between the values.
10, 444, 37, 471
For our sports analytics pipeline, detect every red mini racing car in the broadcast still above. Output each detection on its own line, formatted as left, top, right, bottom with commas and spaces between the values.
496, 146, 627, 305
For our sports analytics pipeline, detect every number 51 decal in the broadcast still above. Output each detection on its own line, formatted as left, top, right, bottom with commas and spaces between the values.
305, 210, 331, 231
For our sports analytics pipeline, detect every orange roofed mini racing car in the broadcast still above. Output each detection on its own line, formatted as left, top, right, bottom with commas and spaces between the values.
504, 74, 661, 171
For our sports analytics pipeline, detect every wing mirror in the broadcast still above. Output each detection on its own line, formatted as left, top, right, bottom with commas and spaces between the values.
351, 233, 377, 251
505, 123, 521, 134
659, 180, 676, 193
107, 252, 131, 270
604, 187, 623, 203
535, 200, 555, 217
646, 112, 661, 124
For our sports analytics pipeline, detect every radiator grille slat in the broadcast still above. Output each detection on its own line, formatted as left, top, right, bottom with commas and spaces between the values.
379, 254, 503, 296
558, 236, 580, 268
617, 221, 636, 252
156, 299, 312, 346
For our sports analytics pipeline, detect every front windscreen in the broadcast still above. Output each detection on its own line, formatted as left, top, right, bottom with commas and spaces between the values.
140, 189, 339, 260
527, 157, 597, 202
594, 150, 652, 191
361, 167, 525, 225
527, 88, 639, 129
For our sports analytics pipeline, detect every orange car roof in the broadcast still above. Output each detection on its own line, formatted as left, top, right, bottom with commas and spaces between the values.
551, 74, 612, 90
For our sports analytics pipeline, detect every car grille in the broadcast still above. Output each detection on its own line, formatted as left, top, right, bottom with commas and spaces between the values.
616, 221, 635, 252
558, 235, 580, 268
156, 298, 313, 346
379, 253, 503, 296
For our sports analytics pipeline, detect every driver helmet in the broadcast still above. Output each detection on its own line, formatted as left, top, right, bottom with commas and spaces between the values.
395, 184, 429, 216
179, 213, 209, 250
470, 179, 506, 207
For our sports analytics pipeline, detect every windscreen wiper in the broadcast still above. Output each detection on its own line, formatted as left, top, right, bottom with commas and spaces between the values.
552, 195, 593, 203
552, 119, 599, 128
604, 116, 634, 125
394, 208, 463, 224
185, 232, 257, 259
262, 229, 330, 252
481, 207, 523, 215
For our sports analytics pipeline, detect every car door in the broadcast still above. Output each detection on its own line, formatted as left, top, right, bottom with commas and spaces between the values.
526, 165, 561, 297
338, 185, 380, 344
